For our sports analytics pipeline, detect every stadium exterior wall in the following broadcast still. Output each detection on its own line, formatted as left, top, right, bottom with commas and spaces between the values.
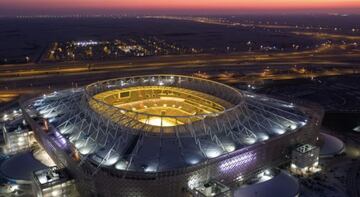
78, 121, 319, 197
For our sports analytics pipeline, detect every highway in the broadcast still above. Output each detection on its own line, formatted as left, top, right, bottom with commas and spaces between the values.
0, 37, 360, 106
0, 44, 359, 79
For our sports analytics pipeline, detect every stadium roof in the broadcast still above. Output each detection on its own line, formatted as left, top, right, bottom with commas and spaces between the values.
26, 75, 308, 173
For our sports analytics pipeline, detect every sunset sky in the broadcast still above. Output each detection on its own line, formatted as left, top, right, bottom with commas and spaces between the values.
1, 0, 360, 15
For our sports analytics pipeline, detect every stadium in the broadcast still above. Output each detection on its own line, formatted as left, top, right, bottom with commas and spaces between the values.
20, 75, 321, 197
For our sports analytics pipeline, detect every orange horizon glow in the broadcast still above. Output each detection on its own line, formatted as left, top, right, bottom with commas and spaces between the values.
2, 0, 360, 10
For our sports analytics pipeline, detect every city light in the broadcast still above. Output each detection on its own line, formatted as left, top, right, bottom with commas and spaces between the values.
74, 41, 98, 47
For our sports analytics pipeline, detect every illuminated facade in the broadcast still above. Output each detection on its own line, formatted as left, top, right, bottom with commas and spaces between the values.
32, 167, 79, 197
1, 124, 35, 155
20, 75, 322, 197
191, 180, 230, 197
291, 144, 320, 175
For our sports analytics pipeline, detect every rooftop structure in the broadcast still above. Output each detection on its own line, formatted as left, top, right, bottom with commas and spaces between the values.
32, 167, 78, 197
192, 180, 230, 197
296, 144, 317, 154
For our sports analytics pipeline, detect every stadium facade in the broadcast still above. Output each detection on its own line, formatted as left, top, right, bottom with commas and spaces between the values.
20, 75, 322, 197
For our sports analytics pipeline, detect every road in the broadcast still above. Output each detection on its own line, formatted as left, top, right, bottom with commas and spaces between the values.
0, 38, 359, 106
0, 42, 358, 79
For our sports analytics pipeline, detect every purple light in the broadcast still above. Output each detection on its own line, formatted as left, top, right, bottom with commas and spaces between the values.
219, 151, 256, 172
53, 131, 68, 148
